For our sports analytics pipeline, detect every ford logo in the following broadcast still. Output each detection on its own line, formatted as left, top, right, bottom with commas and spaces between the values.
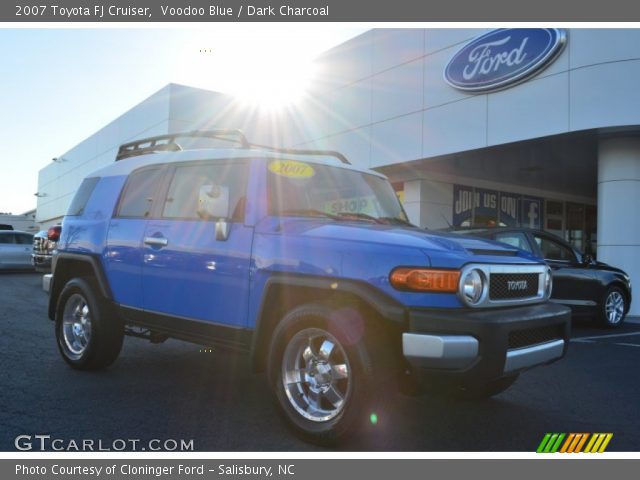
444, 28, 566, 93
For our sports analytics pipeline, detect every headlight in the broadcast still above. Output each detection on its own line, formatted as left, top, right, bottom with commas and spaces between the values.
544, 268, 553, 298
461, 269, 484, 305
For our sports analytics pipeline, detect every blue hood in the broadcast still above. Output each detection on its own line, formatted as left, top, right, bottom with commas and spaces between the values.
262, 218, 538, 262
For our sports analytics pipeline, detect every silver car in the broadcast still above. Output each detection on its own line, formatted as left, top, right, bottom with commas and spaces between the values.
0, 230, 35, 270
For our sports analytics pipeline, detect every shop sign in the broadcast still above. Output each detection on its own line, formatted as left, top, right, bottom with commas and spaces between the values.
444, 28, 566, 93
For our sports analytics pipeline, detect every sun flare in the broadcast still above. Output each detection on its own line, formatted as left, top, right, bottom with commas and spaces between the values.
223, 56, 317, 110
173, 29, 323, 111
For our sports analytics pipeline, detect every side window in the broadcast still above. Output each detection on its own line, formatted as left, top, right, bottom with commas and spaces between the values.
15, 234, 33, 245
67, 177, 100, 216
116, 168, 164, 218
162, 163, 248, 221
494, 232, 532, 253
0, 234, 15, 244
534, 235, 575, 262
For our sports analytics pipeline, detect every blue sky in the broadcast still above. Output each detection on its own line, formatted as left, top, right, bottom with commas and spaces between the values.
0, 26, 366, 215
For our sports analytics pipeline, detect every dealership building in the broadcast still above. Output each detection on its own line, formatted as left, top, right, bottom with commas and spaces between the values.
36, 28, 640, 314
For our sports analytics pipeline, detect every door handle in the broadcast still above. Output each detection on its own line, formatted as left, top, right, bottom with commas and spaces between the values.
144, 236, 168, 247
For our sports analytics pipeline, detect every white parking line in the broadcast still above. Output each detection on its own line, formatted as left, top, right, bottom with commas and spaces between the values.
572, 339, 640, 348
608, 342, 640, 348
571, 331, 640, 342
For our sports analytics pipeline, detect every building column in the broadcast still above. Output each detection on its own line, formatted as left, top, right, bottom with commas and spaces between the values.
598, 137, 640, 316
403, 179, 453, 229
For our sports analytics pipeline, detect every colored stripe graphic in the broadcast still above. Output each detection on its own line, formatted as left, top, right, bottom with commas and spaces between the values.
573, 433, 589, 453
550, 433, 565, 453
537, 433, 613, 453
585, 433, 613, 453
536, 433, 565, 453
598, 433, 613, 452
584, 434, 598, 453
559, 433, 575, 453
536, 433, 552, 453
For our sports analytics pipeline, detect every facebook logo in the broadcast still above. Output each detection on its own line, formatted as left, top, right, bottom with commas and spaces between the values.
522, 198, 542, 229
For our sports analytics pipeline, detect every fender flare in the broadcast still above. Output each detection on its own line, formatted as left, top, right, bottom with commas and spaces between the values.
250, 273, 407, 370
48, 253, 113, 320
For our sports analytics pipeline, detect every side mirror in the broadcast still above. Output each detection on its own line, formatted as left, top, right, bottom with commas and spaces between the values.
582, 253, 594, 265
197, 184, 231, 241
215, 218, 230, 241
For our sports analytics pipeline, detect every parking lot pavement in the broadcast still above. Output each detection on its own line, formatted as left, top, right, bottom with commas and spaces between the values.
1, 272, 639, 452
572, 329, 640, 348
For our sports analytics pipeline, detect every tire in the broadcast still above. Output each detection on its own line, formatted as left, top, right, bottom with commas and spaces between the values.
55, 277, 124, 370
267, 304, 390, 445
451, 374, 519, 400
599, 286, 627, 328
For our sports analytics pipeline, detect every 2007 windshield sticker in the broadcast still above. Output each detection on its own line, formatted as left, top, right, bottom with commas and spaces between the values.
268, 160, 315, 179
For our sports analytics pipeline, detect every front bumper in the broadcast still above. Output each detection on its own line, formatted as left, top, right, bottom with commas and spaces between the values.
42, 274, 52, 294
402, 302, 571, 383
31, 254, 52, 272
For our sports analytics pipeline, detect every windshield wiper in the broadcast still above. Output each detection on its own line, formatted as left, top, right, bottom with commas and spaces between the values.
280, 209, 341, 220
279, 209, 411, 226
378, 216, 416, 227
334, 212, 382, 223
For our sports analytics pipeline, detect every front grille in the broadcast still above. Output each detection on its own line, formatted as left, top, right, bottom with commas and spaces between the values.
32, 236, 47, 255
508, 325, 564, 349
469, 249, 517, 257
489, 273, 539, 300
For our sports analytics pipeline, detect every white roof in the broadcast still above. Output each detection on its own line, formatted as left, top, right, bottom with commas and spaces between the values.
91, 147, 387, 179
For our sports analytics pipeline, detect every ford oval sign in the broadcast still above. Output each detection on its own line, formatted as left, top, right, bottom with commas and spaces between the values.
444, 29, 566, 93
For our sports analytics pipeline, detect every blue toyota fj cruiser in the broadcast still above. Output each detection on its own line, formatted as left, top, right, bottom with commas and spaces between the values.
48, 130, 570, 444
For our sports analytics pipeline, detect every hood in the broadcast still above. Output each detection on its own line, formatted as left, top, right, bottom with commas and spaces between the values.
593, 260, 628, 276
266, 218, 535, 259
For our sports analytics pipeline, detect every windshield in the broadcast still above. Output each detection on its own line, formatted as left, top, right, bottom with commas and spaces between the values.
267, 159, 410, 224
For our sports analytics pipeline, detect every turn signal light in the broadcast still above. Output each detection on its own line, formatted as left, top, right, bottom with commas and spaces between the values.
390, 268, 460, 292
47, 225, 61, 242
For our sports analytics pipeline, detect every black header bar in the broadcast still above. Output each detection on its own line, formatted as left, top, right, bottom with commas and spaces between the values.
4, 0, 640, 22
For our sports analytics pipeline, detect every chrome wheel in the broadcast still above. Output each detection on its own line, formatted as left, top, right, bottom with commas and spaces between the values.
62, 293, 92, 358
281, 328, 351, 422
605, 290, 625, 325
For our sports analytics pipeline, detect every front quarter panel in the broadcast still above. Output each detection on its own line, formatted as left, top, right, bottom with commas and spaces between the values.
58, 176, 126, 255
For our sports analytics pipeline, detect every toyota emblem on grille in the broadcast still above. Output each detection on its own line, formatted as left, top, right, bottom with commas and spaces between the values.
507, 280, 528, 291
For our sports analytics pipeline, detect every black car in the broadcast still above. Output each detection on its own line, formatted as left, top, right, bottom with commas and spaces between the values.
449, 227, 632, 328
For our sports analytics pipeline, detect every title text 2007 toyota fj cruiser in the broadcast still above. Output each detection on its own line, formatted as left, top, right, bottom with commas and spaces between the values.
48, 130, 570, 444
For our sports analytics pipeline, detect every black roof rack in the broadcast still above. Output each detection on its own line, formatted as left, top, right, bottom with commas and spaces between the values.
116, 129, 250, 161
248, 143, 351, 165
115, 129, 351, 165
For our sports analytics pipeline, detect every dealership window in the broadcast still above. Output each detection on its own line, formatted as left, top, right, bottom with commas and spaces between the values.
585, 205, 597, 256
545, 200, 564, 237
566, 202, 585, 253
544, 199, 598, 255
453, 185, 542, 228
453, 184, 596, 255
